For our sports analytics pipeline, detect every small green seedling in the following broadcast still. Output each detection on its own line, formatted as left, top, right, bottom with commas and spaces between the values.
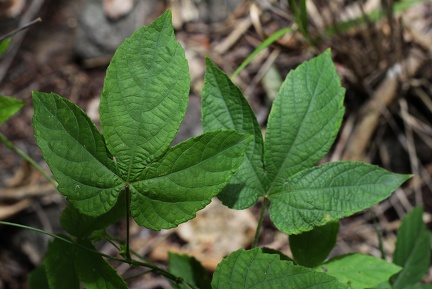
1, 9, 429, 289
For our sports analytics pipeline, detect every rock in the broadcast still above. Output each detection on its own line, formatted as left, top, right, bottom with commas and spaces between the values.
75, 0, 158, 60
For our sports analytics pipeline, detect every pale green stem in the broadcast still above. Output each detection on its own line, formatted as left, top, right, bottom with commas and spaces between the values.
0, 132, 57, 187
252, 197, 270, 248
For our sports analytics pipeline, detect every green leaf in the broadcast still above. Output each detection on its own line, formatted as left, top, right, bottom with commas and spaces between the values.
264, 49, 345, 185
290, 221, 339, 267
168, 252, 211, 289
317, 254, 402, 289
74, 240, 128, 289
212, 248, 348, 289
60, 193, 125, 238
269, 161, 411, 234
33, 91, 124, 216
231, 28, 292, 78
404, 285, 432, 289
0, 38, 11, 57
392, 206, 431, 289
202, 58, 268, 209
44, 238, 79, 289
28, 265, 50, 289
0, 95, 24, 125
130, 130, 251, 230
100, 9, 190, 180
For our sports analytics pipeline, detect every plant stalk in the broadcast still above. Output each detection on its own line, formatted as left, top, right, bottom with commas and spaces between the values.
124, 186, 132, 262
0, 18, 42, 42
0, 132, 57, 187
0, 221, 186, 285
252, 197, 269, 248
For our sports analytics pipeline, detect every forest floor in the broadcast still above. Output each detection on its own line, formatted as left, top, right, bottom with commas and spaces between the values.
1, 0, 432, 288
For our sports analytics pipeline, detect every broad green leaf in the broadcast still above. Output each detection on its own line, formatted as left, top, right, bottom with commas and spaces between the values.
264, 49, 345, 185
212, 248, 348, 289
60, 193, 125, 238
28, 265, 50, 289
317, 254, 402, 289
290, 221, 339, 267
44, 238, 79, 289
75, 240, 128, 289
0, 95, 24, 125
202, 58, 268, 209
269, 162, 411, 234
392, 207, 431, 289
100, 10, 190, 180
0, 38, 11, 57
130, 130, 251, 229
168, 252, 211, 289
33, 91, 124, 216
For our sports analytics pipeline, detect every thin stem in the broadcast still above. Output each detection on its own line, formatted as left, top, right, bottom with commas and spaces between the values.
0, 18, 42, 42
0, 132, 57, 187
252, 197, 270, 248
124, 186, 132, 261
0, 221, 185, 284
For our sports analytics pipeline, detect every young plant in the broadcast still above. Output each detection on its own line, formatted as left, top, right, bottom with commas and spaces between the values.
0, 9, 426, 289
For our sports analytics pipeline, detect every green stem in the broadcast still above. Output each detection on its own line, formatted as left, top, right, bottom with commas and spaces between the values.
124, 186, 132, 262
0, 132, 57, 187
0, 221, 185, 284
0, 17, 42, 42
252, 197, 269, 248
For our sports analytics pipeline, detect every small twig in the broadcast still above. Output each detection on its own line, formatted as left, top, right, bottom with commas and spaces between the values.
0, 17, 42, 42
